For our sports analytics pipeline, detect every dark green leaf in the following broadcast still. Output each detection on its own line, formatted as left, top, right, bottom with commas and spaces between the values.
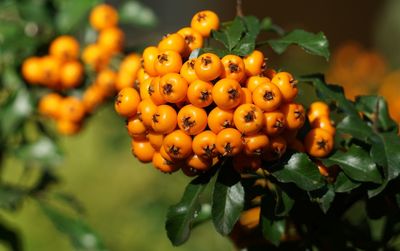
165, 172, 212, 246
198, 47, 229, 58
355, 96, 398, 133
241, 16, 260, 40
0, 186, 26, 211
368, 180, 388, 198
224, 17, 245, 50
268, 29, 330, 60
300, 74, 359, 117
337, 115, 374, 141
54, 193, 85, 215
15, 137, 63, 167
119, 1, 158, 28
39, 202, 108, 251
56, 0, 100, 33
324, 145, 382, 184
212, 165, 244, 235
334, 172, 361, 193
0, 221, 21, 251
232, 34, 256, 56
260, 17, 284, 35
274, 187, 294, 217
272, 153, 325, 191
0, 87, 33, 138
192, 203, 211, 228
370, 133, 400, 181
260, 195, 285, 246
308, 186, 335, 213
211, 30, 229, 49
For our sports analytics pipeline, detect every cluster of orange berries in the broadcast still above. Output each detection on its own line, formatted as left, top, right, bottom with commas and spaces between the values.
114, 10, 336, 176
21, 4, 134, 135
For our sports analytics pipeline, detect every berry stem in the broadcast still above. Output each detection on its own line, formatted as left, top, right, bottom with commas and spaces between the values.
236, 0, 243, 17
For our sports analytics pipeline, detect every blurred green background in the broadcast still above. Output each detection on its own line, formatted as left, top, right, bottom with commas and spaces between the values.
2, 0, 400, 250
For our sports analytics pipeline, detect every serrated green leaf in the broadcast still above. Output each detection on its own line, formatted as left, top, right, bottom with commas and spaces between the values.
268, 29, 330, 60
165, 173, 212, 246
370, 133, 400, 181
324, 146, 382, 184
334, 172, 361, 193
39, 202, 108, 251
119, 1, 158, 28
212, 166, 244, 235
0, 186, 26, 211
355, 96, 398, 133
15, 137, 63, 167
272, 153, 325, 191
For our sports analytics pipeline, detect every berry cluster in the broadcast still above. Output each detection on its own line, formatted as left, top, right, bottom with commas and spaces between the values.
114, 10, 336, 176
21, 4, 136, 135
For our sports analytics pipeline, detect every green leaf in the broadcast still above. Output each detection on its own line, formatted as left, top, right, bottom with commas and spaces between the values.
198, 47, 229, 58
323, 145, 382, 184
272, 153, 325, 191
268, 29, 330, 60
231, 16, 260, 56
241, 16, 260, 40
56, 0, 100, 33
0, 221, 21, 251
0, 186, 26, 211
14, 137, 63, 167
300, 74, 359, 117
337, 115, 374, 141
165, 172, 212, 246
334, 172, 361, 193
211, 30, 229, 49
355, 96, 398, 133
368, 180, 388, 198
260, 17, 284, 35
119, 1, 158, 28
232, 34, 256, 56
370, 133, 400, 181
212, 165, 244, 235
308, 186, 335, 213
274, 187, 294, 217
39, 202, 108, 251
260, 195, 285, 246
0, 87, 33, 138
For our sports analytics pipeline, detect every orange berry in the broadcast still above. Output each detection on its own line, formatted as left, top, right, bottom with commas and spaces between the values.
89, 4, 118, 31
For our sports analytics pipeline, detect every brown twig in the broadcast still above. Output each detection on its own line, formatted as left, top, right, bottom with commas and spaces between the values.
236, 0, 243, 17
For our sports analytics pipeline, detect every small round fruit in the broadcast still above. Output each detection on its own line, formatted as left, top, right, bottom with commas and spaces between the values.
98, 27, 124, 54
59, 97, 86, 122
187, 79, 213, 107
311, 116, 336, 135
271, 72, 298, 103
82, 84, 105, 112
57, 119, 81, 135
131, 140, 155, 163
221, 55, 245, 82
60, 61, 83, 89
308, 101, 330, 123
158, 33, 187, 55
280, 103, 306, 130
143, 46, 160, 76
163, 130, 193, 159
120, 53, 142, 75
137, 99, 157, 127
194, 53, 223, 81
177, 27, 204, 53
40, 56, 62, 88
186, 154, 212, 171
159, 73, 188, 103
192, 130, 218, 158
148, 131, 164, 150
264, 111, 286, 136
89, 4, 118, 31
190, 10, 219, 37
154, 50, 182, 76
96, 69, 117, 95
180, 59, 198, 83
114, 87, 140, 117
243, 134, 270, 155
49, 35, 80, 61
240, 87, 252, 104
212, 78, 242, 110
252, 82, 282, 112
152, 152, 180, 173
82, 44, 108, 72
304, 128, 334, 158
246, 76, 270, 92
208, 107, 234, 134
126, 115, 147, 139
264, 136, 287, 161
151, 105, 177, 134
233, 104, 264, 135
22, 57, 42, 84
243, 50, 265, 77
216, 128, 243, 156
177, 105, 208, 135
38, 93, 63, 118
148, 77, 166, 105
